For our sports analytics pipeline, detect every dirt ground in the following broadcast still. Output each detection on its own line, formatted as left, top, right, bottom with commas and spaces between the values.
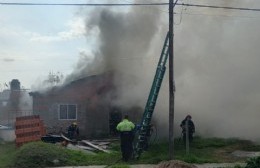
54, 162, 246, 168
154, 160, 197, 168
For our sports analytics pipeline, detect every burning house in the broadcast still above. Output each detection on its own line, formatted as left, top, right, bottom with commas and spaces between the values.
29, 72, 120, 138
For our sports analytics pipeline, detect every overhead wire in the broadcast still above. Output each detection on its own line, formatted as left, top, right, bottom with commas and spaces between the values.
0, 2, 169, 6
178, 2, 260, 12
0, 2, 260, 13
177, 12, 260, 20
174, 4, 185, 25
119, 0, 169, 13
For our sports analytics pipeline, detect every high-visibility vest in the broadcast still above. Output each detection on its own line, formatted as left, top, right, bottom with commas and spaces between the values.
116, 119, 135, 132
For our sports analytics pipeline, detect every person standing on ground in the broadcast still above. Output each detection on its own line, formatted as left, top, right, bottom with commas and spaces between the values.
67, 122, 79, 140
180, 115, 195, 143
116, 115, 135, 161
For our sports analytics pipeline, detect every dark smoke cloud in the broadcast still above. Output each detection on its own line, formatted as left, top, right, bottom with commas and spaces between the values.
66, 0, 260, 141
65, 1, 163, 109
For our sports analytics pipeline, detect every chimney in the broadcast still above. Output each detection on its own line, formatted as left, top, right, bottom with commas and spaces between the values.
10, 79, 20, 91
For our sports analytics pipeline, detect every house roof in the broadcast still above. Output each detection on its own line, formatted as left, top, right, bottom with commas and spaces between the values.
29, 72, 114, 97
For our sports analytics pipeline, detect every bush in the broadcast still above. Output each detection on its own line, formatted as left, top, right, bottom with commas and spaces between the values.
245, 156, 260, 168
13, 142, 70, 168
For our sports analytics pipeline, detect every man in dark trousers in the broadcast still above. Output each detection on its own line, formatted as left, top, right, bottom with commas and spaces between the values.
180, 115, 195, 143
116, 115, 135, 161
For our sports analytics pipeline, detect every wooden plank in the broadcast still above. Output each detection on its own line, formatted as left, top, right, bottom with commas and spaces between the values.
90, 142, 111, 146
76, 145, 95, 151
91, 138, 119, 142
99, 145, 108, 149
60, 133, 74, 142
81, 140, 110, 153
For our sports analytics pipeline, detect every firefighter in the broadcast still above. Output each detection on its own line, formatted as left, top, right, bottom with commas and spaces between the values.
67, 122, 79, 140
180, 115, 195, 143
116, 115, 135, 161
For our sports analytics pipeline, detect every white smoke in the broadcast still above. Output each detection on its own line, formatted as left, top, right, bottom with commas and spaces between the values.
67, 0, 260, 141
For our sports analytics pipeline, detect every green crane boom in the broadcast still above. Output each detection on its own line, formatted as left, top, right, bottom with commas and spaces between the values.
134, 32, 169, 159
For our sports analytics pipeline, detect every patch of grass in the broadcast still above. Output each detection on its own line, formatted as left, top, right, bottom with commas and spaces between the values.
192, 137, 239, 149
110, 164, 130, 168
0, 141, 16, 168
137, 137, 255, 164
12, 142, 122, 167
1, 137, 260, 167
13, 141, 71, 168
238, 140, 260, 151
77, 152, 121, 165
137, 142, 168, 164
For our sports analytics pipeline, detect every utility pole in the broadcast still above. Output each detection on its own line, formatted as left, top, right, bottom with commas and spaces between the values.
169, 0, 175, 159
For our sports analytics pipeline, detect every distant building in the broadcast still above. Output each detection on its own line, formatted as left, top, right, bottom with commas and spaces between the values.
0, 79, 32, 127
0, 89, 11, 126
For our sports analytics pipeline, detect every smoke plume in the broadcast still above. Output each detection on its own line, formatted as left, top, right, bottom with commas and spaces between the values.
170, 0, 260, 141
68, 0, 260, 141
66, 1, 163, 110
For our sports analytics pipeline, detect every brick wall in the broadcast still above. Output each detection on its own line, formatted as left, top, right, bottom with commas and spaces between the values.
31, 73, 113, 138
15, 115, 46, 146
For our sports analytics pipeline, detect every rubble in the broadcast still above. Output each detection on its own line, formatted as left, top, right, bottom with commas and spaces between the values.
81, 140, 111, 153
41, 133, 117, 154
231, 150, 260, 158
66, 144, 96, 155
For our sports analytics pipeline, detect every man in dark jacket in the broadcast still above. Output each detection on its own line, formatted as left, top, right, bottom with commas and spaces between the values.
67, 122, 79, 140
180, 115, 195, 143
116, 115, 135, 161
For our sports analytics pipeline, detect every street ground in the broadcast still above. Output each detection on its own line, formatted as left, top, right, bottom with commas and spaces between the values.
2, 138, 260, 168
54, 162, 246, 168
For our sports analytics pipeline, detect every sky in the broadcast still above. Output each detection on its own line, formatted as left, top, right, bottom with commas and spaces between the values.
2, 0, 260, 140
0, 0, 101, 89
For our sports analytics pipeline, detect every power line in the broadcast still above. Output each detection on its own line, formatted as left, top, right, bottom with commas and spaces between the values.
177, 12, 260, 20
1, 2, 260, 12
0, 2, 169, 6
120, 0, 169, 14
178, 2, 260, 12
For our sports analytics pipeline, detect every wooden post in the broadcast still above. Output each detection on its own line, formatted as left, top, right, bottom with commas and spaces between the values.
185, 120, 189, 154
169, 0, 175, 159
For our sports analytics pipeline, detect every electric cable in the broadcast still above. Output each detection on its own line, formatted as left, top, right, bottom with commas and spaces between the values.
0, 1, 260, 12
0, 2, 169, 6
0, 2, 260, 13
178, 2, 260, 12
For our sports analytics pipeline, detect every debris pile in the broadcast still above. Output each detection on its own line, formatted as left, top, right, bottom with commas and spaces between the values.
232, 150, 260, 158
155, 160, 197, 168
41, 133, 118, 154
